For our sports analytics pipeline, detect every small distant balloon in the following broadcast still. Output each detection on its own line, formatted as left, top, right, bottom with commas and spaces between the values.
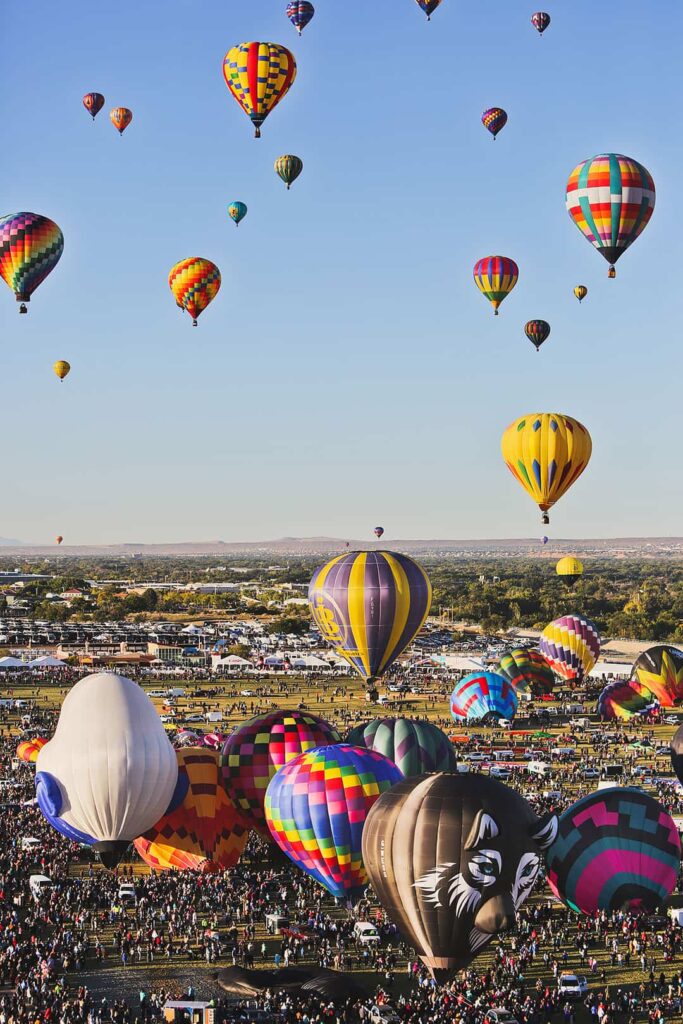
574, 285, 588, 303
531, 12, 550, 34
525, 319, 550, 352
168, 258, 221, 326
482, 107, 507, 140
542, 536, 548, 545
286, 1, 315, 34
374, 526, 384, 539
83, 93, 105, 120
228, 202, 247, 227
56, 536, 63, 545
110, 107, 132, 135
53, 360, 70, 382
275, 154, 303, 189
415, 0, 444, 18
474, 256, 518, 315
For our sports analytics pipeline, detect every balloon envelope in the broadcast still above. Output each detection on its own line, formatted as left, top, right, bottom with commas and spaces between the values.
495, 649, 554, 697
531, 11, 550, 33
524, 319, 550, 351
168, 258, 221, 326
631, 646, 683, 708
286, 1, 314, 33
265, 743, 403, 902
415, 0, 444, 17
110, 107, 132, 134
83, 92, 105, 119
539, 614, 600, 683
450, 672, 518, 722
17, 738, 47, 763
53, 360, 70, 381
228, 201, 247, 226
556, 556, 583, 581
545, 788, 680, 914
473, 256, 518, 314
275, 154, 303, 188
223, 42, 297, 137
597, 679, 654, 721
481, 107, 507, 139
346, 718, 456, 778
0, 213, 64, 310
574, 285, 587, 303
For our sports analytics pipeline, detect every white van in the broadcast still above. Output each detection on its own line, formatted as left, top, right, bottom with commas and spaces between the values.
527, 761, 549, 777
354, 921, 380, 946
21, 837, 41, 853
166, 688, 186, 698
29, 874, 53, 901
493, 750, 515, 761
206, 711, 223, 723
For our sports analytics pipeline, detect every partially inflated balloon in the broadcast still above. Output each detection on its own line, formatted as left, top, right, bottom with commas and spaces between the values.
220, 710, 341, 836
631, 646, 683, 708
110, 107, 132, 135
556, 556, 583, 582
473, 256, 518, 315
53, 360, 70, 382
83, 92, 104, 119
265, 744, 403, 903
228, 202, 247, 226
481, 107, 507, 140
525, 319, 550, 352
286, 1, 314, 33
362, 773, 558, 981
501, 413, 592, 524
36, 673, 178, 867
566, 154, 655, 277
495, 649, 554, 697
168, 258, 221, 326
223, 43, 297, 138
346, 719, 456, 778
597, 679, 654, 721
275, 154, 303, 189
574, 285, 587, 303
531, 12, 550, 34
545, 789, 680, 914
0, 213, 64, 314
17, 738, 47, 763
539, 614, 600, 684
308, 550, 432, 691
134, 748, 248, 873
450, 672, 518, 722
415, 0, 444, 19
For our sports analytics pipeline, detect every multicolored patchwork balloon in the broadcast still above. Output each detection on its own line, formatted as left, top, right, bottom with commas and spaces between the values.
168, 257, 221, 326
228, 201, 247, 226
415, 0, 444, 19
566, 154, 655, 277
265, 743, 403, 902
0, 213, 64, 313
83, 92, 105, 120
110, 107, 133, 135
450, 672, 518, 722
597, 679, 655, 721
286, 1, 315, 34
473, 256, 518, 315
17, 738, 47, 763
134, 748, 248, 873
539, 614, 601, 684
631, 646, 683, 708
308, 550, 432, 691
275, 154, 303, 189
495, 649, 554, 697
220, 710, 341, 836
481, 107, 508, 140
346, 718, 456, 778
223, 42, 297, 138
545, 788, 681, 914
524, 319, 550, 352
531, 12, 550, 34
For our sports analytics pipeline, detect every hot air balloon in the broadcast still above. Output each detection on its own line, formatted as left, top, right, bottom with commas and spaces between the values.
501, 413, 592, 525
574, 285, 587, 303
670, 723, 683, 785
83, 92, 105, 120
110, 107, 133, 135
450, 672, 518, 722
174, 729, 202, 748
265, 743, 403, 903
134, 748, 248, 873
541, 535, 549, 545
53, 360, 70, 382
531, 12, 550, 34
473, 256, 518, 315
223, 43, 297, 138
35, 673, 179, 868
228, 201, 247, 227
555, 556, 583, 582
168, 258, 221, 326
631, 646, 683, 708
220, 710, 341, 836
275, 154, 303, 189
362, 773, 558, 980
17, 738, 47, 763
566, 154, 655, 278
346, 719, 457, 778
545, 789, 680, 915
495, 649, 554, 697
55, 536, 63, 545
539, 614, 600, 684
286, 1, 315, 33
415, 0, 444, 18
525, 319, 550, 352
373, 526, 384, 539
308, 550, 432, 697
597, 679, 655, 721
0, 213, 64, 314
481, 107, 507, 140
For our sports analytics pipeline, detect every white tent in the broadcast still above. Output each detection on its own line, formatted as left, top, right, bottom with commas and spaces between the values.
291, 655, 332, 670
29, 656, 67, 668
0, 656, 26, 669
213, 655, 252, 672
439, 655, 486, 671
589, 662, 633, 679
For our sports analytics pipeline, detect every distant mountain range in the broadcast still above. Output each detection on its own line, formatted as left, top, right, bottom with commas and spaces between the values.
3, 537, 683, 557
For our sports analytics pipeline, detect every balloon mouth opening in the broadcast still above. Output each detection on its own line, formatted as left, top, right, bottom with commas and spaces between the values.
95, 840, 130, 869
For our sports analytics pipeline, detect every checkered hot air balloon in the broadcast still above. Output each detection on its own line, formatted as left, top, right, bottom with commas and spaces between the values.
539, 614, 601, 684
134, 748, 248, 873
473, 256, 518, 315
168, 257, 221, 326
450, 672, 518, 722
220, 710, 341, 836
265, 743, 403, 903
481, 107, 508, 140
0, 213, 64, 314
223, 43, 297, 138
545, 789, 681, 915
631, 645, 683, 708
346, 718, 456, 778
495, 649, 554, 697
566, 154, 655, 277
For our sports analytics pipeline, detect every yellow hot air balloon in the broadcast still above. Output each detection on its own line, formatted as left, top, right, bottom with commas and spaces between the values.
222, 43, 297, 138
501, 413, 592, 525
53, 360, 70, 382
556, 556, 584, 581
574, 285, 587, 303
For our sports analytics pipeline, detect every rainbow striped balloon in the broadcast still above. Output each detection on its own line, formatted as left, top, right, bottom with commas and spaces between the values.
545, 789, 681, 915
308, 550, 432, 688
450, 672, 518, 722
597, 679, 654, 721
168, 257, 221, 326
265, 743, 403, 902
0, 213, 64, 312
473, 256, 518, 315
496, 649, 554, 696
481, 107, 508, 139
539, 614, 600, 684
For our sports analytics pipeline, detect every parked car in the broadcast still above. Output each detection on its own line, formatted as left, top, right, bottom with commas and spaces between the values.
21, 837, 41, 852
484, 1010, 520, 1024
489, 765, 511, 780
557, 974, 588, 999
354, 921, 381, 946
29, 874, 54, 901
117, 882, 137, 906
369, 1007, 401, 1024
582, 767, 600, 779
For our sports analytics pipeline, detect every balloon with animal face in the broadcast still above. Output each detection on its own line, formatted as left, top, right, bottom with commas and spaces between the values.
362, 773, 558, 980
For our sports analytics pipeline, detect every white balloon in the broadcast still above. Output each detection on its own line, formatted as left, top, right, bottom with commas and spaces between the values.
37, 673, 177, 851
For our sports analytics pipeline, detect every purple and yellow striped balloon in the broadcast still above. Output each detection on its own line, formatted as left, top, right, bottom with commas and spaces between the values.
308, 550, 432, 687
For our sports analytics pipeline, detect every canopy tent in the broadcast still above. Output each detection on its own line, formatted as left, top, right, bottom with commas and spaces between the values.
290, 655, 332, 669
213, 654, 252, 672
438, 655, 486, 671
589, 662, 633, 679
0, 656, 26, 669
29, 656, 67, 668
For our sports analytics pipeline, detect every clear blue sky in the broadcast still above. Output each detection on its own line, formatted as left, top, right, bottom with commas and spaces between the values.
2, 0, 681, 545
